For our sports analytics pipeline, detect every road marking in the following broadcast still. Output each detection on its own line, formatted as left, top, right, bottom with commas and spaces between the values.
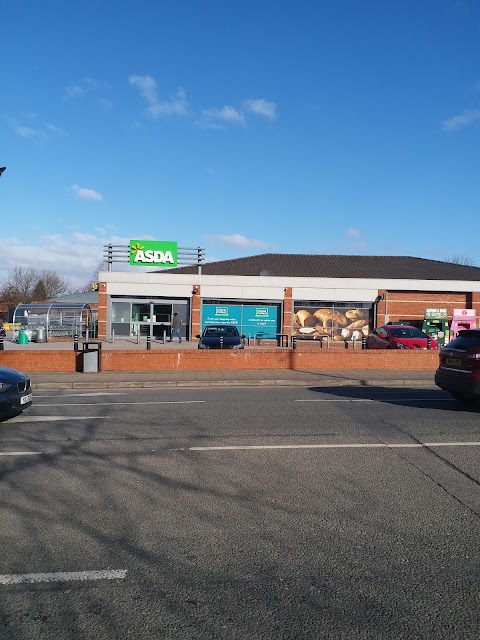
35, 400, 206, 407
7, 416, 106, 422
0, 570, 127, 585
0, 451, 42, 456
295, 398, 450, 402
189, 442, 480, 451
36, 392, 124, 398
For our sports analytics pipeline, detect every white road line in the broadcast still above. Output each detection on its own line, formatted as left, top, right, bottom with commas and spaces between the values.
295, 398, 450, 402
36, 392, 124, 398
0, 451, 42, 456
7, 416, 106, 422
0, 570, 127, 585
189, 442, 480, 451
35, 400, 206, 407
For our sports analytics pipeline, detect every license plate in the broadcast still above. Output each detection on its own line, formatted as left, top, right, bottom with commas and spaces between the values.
20, 394, 32, 405
445, 357, 461, 366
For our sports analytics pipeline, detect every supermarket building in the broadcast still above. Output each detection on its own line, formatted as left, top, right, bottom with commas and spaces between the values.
96, 253, 480, 343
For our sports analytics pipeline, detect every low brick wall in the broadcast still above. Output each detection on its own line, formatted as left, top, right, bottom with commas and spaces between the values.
0, 348, 439, 372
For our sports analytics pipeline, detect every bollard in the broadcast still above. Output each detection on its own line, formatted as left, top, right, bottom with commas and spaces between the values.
362, 335, 367, 350
220, 335, 224, 349
427, 335, 432, 350
147, 335, 151, 350
0, 336, 3, 351
74, 333, 79, 351
292, 336, 297, 350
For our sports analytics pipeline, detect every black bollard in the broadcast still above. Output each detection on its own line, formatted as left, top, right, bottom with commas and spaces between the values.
292, 336, 297, 350
147, 335, 151, 350
427, 335, 432, 350
362, 335, 367, 350
0, 336, 3, 351
74, 333, 79, 351
220, 335, 224, 350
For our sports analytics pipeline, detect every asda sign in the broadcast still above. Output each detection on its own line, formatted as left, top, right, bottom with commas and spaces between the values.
129, 240, 178, 267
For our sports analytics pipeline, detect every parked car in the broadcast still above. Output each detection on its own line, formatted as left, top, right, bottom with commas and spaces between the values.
435, 329, 480, 403
0, 366, 33, 418
366, 325, 438, 350
197, 325, 245, 349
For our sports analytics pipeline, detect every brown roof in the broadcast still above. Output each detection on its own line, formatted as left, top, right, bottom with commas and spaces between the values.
159, 254, 480, 281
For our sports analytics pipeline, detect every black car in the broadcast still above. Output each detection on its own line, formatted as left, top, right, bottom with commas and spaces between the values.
197, 325, 245, 350
435, 329, 480, 402
0, 366, 33, 418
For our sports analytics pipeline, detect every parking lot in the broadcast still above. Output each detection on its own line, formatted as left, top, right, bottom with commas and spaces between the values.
0, 384, 478, 639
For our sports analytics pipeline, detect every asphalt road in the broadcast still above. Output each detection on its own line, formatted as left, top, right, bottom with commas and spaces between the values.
0, 385, 479, 639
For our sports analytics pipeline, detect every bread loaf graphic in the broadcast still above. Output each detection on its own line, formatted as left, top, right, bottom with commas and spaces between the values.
295, 310, 317, 327
313, 308, 348, 328
346, 309, 369, 320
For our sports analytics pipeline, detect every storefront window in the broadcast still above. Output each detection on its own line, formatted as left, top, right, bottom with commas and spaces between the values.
293, 301, 372, 342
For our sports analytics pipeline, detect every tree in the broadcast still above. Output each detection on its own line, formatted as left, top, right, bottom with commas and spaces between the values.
36, 269, 71, 298
31, 279, 47, 301
1, 266, 38, 300
74, 261, 109, 293
445, 255, 476, 266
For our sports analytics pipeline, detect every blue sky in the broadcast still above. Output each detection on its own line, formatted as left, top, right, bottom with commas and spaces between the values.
1, 0, 480, 286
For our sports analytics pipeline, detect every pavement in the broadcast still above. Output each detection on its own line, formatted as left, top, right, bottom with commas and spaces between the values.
29, 368, 437, 390
0, 337, 438, 389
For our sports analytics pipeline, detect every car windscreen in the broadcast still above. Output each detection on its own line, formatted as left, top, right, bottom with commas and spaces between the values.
389, 327, 426, 338
448, 332, 480, 351
203, 327, 239, 337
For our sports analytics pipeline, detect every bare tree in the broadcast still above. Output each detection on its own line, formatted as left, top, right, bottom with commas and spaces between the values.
1, 266, 38, 300
37, 269, 71, 298
445, 255, 476, 266
74, 261, 108, 293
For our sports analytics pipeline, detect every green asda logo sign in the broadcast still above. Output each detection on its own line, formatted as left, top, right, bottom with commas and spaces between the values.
255, 308, 269, 317
129, 240, 178, 267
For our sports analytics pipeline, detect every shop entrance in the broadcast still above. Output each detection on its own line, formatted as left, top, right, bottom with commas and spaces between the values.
111, 299, 189, 340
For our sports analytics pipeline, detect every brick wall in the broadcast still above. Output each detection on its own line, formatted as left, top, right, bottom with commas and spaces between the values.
376, 290, 473, 326
1, 348, 439, 372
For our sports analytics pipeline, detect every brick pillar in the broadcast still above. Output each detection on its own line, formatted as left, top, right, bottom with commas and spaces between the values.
376, 289, 387, 327
97, 283, 107, 340
191, 284, 201, 341
283, 287, 293, 334
472, 292, 480, 327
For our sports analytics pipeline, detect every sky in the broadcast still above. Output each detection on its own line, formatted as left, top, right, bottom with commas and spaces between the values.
1, 0, 480, 287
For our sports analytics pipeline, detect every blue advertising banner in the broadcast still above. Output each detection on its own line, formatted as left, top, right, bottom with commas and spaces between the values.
201, 303, 280, 337
201, 305, 241, 326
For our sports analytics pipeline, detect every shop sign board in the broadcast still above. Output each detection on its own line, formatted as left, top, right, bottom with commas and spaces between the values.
424, 308, 447, 319
129, 240, 178, 267
202, 305, 241, 326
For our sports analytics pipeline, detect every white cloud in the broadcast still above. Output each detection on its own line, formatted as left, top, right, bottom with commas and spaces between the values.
15, 126, 47, 140
63, 84, 84, 99
12, 118, 63, 141
210, 234, 269, 249
346, 227, 361, 238
129, 75, 188, 118
244, 98, 277, 119
198, 106, 246, 129
97, 98, 112, 109
72, 184, 103, 201
442, 108, 480, 132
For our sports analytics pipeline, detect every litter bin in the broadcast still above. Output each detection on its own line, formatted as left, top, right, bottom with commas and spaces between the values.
82, 341, 102, 373
36, 327, 46, 343
18, 330, 29, 345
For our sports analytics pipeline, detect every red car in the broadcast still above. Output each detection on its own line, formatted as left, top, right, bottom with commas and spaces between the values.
366, 325, 438, 350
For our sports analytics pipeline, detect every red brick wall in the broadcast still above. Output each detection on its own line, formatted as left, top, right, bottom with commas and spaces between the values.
191, 285, 201, 341
1, 348, 439, 372
283, 287, 293, 334
97, 283, 107, 339
376, 290, 473, 326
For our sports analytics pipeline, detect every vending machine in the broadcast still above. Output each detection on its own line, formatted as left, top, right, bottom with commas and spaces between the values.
422, 308, 449, 346
450, 309, 476, 340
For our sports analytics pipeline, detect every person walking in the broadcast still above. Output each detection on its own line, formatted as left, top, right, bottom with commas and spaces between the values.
169, 312, 182, 343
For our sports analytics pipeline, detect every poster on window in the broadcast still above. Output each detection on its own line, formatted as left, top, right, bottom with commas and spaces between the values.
293, 303, 372, 341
